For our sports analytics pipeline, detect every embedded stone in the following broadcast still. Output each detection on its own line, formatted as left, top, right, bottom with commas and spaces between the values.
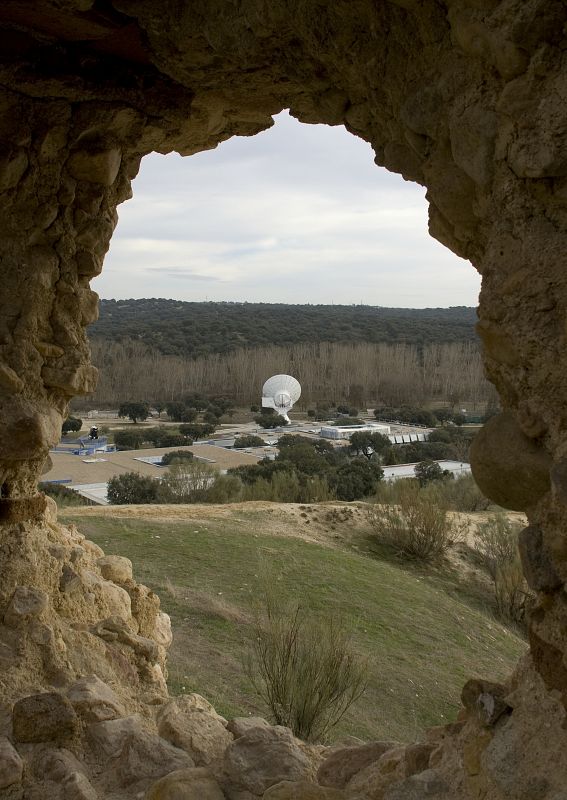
227, 717, 271, 739
0, 148, 28, 191
0, 736, 23, 789
402, 743, 435, 777
223, 725, 312, 795
264, 781, 345, 799
67, 148, 122, 186
145, 767, 225, 800
461, 679, 511, 727
318, 741, 397, 788
4, 585, 48, 627
518, 525, 563, 593
97, 554, 133, 584
42, 363, 99, 396
469, 412, 551, 511
0, 495, 48, 523
62, 771, 98, 800
383, 768, 450, 799
67, 674, 126, 722
130, 583, 160, 637
157, 694, 232, 765
12, 692, 78, 742
0, 363, 23, 393
114, 729, 194, 788
153, 611, 173, 648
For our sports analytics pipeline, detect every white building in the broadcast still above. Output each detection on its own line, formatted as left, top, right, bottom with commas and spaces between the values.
320, 423, 391, 440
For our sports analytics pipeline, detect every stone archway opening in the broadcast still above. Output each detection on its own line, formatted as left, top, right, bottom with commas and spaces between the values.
1, 1, 567, 797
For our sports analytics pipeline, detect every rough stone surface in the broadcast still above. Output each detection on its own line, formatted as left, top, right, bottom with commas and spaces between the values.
318, 742, 397, 789
264, 781, 345, 799
157, 693, 232, 765
469, 412, 551, 511
518, 525, 563, 593
223, 726, 313, 796
145, 767, 226, 800
0, 736, 23, 789
97, 555, 133, 584
12, 692, 78, 743
227, 717, 271, 739
0, 2, 567, 799
67, 674, 126, 722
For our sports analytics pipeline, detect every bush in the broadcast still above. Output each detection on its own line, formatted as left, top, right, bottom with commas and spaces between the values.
113, 430, 145, 450
178, 423, 216, 440
158, 461, 217, 503
332, 459, 383, 501
161, 449, 194, 465
368, 481, 460, 561
476, 514, 532, 624
476, 514, 522, 580
107, 473, 160, 504
39, 482, 88, 507
414, 460, 452, 487
255, 414, 287, 429
250, 404, 260, 413
430, 474, 491, 512
234, 435, 266, 448
247, 587, 367, 742
62, 416, 82, 434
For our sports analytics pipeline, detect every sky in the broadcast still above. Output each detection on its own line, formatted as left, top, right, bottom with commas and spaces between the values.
95, 111, 481, 307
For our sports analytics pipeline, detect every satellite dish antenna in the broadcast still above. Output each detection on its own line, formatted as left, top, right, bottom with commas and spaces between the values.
261, 374, 301, 424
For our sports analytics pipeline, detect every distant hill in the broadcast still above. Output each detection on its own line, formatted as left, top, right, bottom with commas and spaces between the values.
90, 299, 478, 358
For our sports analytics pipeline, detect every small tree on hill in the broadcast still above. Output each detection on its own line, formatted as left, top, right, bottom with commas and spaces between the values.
118, 401, 150, 424
415, 460, 446, 486
179, 423, 216, 440
113, 430, 144, 450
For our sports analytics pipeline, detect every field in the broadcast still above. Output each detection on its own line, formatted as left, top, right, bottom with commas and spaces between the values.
61, 502, 526, 743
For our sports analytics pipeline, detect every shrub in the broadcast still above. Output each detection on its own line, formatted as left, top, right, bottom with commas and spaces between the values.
332, 459, 383, 501
476, 514, 522, 580
39, 482, 88, 507
158, 461, 217, 503
62, 416, 82, 434
234, 435, 266, 448
203, 474, 242, 503
247, 587, 367, 742
475, 514, 531, 624
161, 449, 194, 465
107, 472, 160, 504
431, 473, 491, 512
255, 414, 287, 429
414, 460, 452, 487
368, 481, 460, 561
113, 430, 144, 450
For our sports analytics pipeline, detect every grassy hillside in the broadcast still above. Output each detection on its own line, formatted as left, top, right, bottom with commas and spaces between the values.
61, 504, 525, 743
90, 300, 477, 358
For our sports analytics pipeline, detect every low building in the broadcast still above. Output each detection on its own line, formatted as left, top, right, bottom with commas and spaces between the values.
320, 424, 391, 440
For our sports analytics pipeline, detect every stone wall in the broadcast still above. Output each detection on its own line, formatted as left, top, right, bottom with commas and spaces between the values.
1, 1, 567, 797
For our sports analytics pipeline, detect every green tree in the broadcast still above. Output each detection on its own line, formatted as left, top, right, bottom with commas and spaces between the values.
415, 460, 446, 486
332, 459, 383, 501
107, 472, 160, 504
234, 435, 266, 448
118, 401, 150, 424
349, 431, 390, 461
161, 449, 194, 465
62, 415, 82, 434
166, 401, 186, 422
159, 461, 217, 503
113, 430, 144, 450
179, 423, 216, 439
255, 414, 287, 429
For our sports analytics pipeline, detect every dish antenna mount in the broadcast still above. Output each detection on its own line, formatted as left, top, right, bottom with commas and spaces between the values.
261, 374, 301, 424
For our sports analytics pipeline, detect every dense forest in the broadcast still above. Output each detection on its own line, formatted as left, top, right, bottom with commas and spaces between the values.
89, 300, 478, 358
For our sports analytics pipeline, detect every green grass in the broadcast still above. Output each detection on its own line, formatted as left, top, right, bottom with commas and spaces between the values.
61, 510, 526, 743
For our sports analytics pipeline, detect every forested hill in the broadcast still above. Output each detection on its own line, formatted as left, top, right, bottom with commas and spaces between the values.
90, 299, 478, 358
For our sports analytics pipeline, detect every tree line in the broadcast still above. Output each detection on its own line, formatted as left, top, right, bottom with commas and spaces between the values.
89, 300, 478, 358
88, 339, 495, 408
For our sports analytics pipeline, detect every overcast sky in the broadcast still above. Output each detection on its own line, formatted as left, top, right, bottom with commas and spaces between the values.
95, 111, 480, 307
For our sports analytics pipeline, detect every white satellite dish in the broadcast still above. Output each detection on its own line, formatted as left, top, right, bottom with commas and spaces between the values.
261, 374, 301, 424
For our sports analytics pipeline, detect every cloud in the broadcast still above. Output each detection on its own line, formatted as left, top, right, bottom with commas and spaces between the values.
95, 111, 480, 307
